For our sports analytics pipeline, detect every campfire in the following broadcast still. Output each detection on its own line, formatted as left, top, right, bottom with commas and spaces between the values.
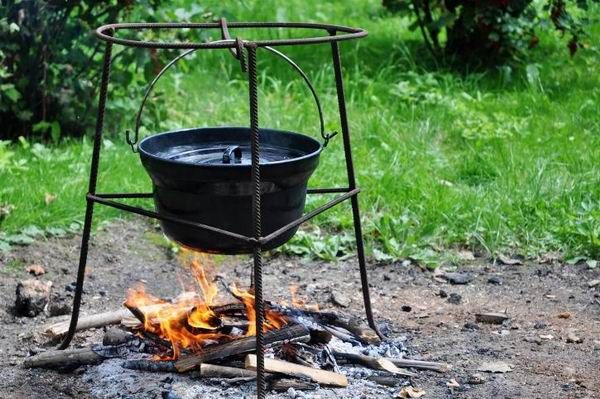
26, 250, 450, 395
123, 250, 289, 359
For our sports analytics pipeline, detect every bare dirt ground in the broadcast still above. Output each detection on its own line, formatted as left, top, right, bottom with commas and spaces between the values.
1, 219, 599, 399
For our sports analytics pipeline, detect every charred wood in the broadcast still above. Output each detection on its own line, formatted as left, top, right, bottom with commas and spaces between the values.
269, 378, 319, 392
175, 324, 310, 372
122, 359, 177, 373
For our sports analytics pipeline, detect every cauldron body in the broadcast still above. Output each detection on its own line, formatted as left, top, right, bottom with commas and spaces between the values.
138, 127, 322, 254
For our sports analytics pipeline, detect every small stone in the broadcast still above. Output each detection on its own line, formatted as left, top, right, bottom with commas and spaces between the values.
383, 274, 391, 281
497, 255, 522, 265
475, 312, 510, 325
468, 373, 487, 385
287, 387, 296, 398
25, 264, 45, 276
477, 361, 513, 373
487, 276, 502, 285
401, 305, 412, 312
15, 279, 53, 317
566, 329, 583, 344
47, 302, 71, 317
443, 272, 474, 285
463, 322, 480, 331
524, 336, 543, 345
330, 292, 351, 308
557, 312, 571, 319
447, 293, 462, 305
588, 279, 600, 288
65, 282, 77, 292
103, 327, 132, 346
533, 320, 548, 329
98, 289, 107, 297
438, 289, 448, 298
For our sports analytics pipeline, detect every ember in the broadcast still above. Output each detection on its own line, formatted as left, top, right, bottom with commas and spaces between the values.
124, 250, 289, 359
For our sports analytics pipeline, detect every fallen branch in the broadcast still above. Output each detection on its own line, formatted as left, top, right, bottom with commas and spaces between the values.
332, 351, 416, 377
245, 354, 348, 387
175, 324, 310, 372
44, 309, 131, 337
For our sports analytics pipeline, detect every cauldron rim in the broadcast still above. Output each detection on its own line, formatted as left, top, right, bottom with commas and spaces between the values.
138, 126, 323, 169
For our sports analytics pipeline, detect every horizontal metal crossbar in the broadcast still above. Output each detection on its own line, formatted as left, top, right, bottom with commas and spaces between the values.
88, 194, 255, 244
90, 188, 359, 247
259, 188, 360, 245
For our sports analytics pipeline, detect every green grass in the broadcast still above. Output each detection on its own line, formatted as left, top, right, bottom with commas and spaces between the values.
1, 0, 599, 264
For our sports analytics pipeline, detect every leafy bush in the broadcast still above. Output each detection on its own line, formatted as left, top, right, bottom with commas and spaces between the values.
382, 0, 592, 63
0, 1, 211, 141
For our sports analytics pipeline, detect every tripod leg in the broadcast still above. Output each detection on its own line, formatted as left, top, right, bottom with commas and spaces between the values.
330, 39, 383, 338
59, 37, 114, 349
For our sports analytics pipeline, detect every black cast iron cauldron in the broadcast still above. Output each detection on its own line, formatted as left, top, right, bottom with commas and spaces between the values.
128, 45, 336, 254
138, 127, 321, 253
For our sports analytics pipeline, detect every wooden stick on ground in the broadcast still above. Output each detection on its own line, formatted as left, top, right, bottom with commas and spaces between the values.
245, 354, 348, 387
386, 358, 450, 373
23, 347, 105, 369
199, 364, 258, 379
332, 351, 417, 377
175, 324, 310, 372
269, 378, 319, 392
44, 309, 131, 337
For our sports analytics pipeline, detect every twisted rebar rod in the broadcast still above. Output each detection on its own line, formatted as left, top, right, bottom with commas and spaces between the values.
247, 44, 266, 399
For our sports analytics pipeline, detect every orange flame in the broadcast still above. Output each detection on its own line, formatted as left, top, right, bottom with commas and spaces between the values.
124, 249, 287, 359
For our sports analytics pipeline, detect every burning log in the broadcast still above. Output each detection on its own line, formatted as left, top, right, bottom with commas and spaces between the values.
332, 351, 416, 377
245, 354, 348, 387
175, 324, 310, 372
269, 378, 319, 392
199, 364, 257, 379
44, 309, 131, 337
123, 359, 178, 373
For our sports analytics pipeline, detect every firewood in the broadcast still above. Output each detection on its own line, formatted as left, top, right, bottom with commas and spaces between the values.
175, 324, 310, 372
44, 309, 131, 337
245, 354, 348, 387
122, 359, 177, 373
269, 378, 319, 391
386, 358, 450, 373
317, 314, 380, 345
199, 364, 257, 379
332, 351, 416, 377
322, 325, 360, 344
24, 347, 103, 370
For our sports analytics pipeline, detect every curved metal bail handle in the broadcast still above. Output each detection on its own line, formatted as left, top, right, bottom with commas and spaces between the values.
262, 46, 337, 148
126, 41, 234, 153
